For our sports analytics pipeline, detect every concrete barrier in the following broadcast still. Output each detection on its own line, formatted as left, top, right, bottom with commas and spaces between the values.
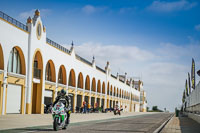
186, 112, 200, 124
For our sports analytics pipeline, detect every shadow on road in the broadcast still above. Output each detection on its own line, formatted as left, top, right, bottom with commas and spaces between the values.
0, 126, 54, 133
178, 116, 200, 133
92, 129, 144, 132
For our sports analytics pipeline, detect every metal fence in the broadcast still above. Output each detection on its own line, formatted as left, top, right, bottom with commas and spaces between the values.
0, 11, 28, 31
96, 66, 105, 73
185, 81, 200, 113
46, 38, 71, 54
75, 54, 92, 66
111, 74, 117, 79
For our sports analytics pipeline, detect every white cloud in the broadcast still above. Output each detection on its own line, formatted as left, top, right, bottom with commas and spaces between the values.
81, 5, 108, 15
73, 41, 200, 111
143, 62, 187, 111
19, 9, 51, 20
119, 7, 136, 14
82, 5, 96, 14
147, 0, 197, 12
75, 42, 155, 69
195, 24, 200, 31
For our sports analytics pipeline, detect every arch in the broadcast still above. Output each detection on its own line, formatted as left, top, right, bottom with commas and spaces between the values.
91, 78, 96, 92
117, 88, 119, 97
97, 80, 101, 93
107, 82, 110, 95
85, 75, 90, 90
31, 50, 43, 114
0, 44, 4, 70
114, 87, 116, 96
77, 72, 83, 89
7, 46, 26, 75
58, 65, 67, 85
110, 85, 112, 95
102, 82, 105, 94
45, 60, 56, 82
69, 69, 76, 87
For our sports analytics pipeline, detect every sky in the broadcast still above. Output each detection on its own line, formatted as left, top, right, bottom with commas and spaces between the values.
1, 0, 200, 111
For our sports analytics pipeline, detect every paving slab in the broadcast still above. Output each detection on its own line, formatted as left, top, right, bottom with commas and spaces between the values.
161, 116, 200, 133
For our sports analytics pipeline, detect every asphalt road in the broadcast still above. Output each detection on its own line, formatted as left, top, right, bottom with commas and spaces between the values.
5, 113, 172, 133
0, 113, 172, 133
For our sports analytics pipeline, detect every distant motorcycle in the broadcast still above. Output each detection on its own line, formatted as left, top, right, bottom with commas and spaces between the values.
44, 103, 52, 114
113, 106, 122, 115
52, 101, 70, 131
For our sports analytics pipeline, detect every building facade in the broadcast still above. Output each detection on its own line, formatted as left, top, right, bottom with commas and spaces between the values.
0, 10, 146, 115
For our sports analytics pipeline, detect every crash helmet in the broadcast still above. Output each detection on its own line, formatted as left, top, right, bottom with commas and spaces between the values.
60, 89, 66, 96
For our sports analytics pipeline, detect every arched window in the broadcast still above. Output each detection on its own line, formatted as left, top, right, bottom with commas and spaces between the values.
92, 78, 96, 92
78, 73, 83, 89
8, 48, 21, 74
45, 62, 52, 81
110, 85, 112, 96
107, 82, 109, 95
69, 69, 76, 87
85, 75, 90, 90
102, 82, 105, 94
97, 80, 101, 93
0, 44, 4, 70
58, 67, 63, 84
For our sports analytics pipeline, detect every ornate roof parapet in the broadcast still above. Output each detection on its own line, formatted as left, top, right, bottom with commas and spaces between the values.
129, 78, 133, 87
43, 25, 46, 32
32, 9, 40, 26
117, 72, 119, 80
26, 16, 33, 32
124, 72, 127, 83
92, 56, 96, 68
70, 41, 74, 52
105, 61, 111, 76
27, 17, 32, 24
70, 41, 76, 58
35, 9, 40, 16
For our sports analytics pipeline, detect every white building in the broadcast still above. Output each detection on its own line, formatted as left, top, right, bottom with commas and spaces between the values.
0, 10, 146, 115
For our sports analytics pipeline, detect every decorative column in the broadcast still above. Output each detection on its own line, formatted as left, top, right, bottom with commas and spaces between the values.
2, 70, 7, 115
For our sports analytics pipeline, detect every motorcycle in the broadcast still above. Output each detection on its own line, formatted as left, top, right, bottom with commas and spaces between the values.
52, 101, 70, 131
113, 106, 122, 115
44, 103, 52, 114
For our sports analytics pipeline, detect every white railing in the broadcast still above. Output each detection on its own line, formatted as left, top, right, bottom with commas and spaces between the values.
0, 69, 4, 74
45, 80, 56, 86
57, 83, 66, 88
7, 72, 26, 79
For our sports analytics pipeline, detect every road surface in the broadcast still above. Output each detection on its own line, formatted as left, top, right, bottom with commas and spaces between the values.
2, 113, 172, 133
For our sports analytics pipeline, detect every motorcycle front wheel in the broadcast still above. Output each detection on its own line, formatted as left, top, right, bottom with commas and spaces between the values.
53, 117, 59, 131
114, 111, 116, 115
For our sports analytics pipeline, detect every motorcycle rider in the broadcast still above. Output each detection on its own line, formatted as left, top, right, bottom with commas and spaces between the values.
53, 89, 71, 125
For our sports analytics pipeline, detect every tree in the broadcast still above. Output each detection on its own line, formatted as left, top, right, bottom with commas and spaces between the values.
152, 106, 158, 111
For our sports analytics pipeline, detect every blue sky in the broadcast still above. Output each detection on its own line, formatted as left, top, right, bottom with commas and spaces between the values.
1, 0, 200, 111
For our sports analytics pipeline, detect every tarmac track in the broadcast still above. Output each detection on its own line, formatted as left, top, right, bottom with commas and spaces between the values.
10, 113, 172, 133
